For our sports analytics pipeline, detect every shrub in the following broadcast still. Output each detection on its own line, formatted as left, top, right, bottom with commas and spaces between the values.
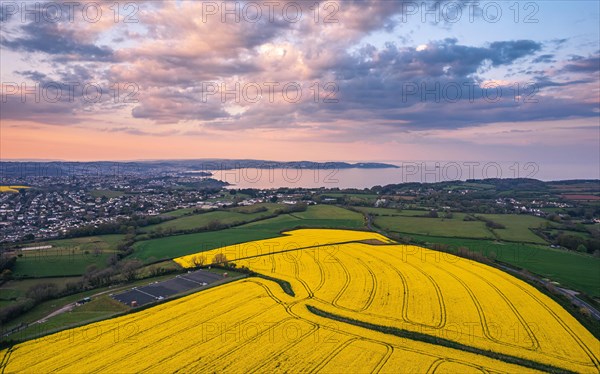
212, 253, 228, 265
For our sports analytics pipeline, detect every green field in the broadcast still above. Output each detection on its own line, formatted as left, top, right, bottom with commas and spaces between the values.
290, 205, 363, 220
450, 182, 496, 190
373, 213, 548, 244
132, 205, 364, 261
12, 253, 113, 278
547, 229, 592, 239
141, 209, 275, 233
321, 193, 379, 203
0, 277, 80, 301
354, 207, 432, 216
0, 273, 179, 343
16, 235, 125, 251
409, 234, 600, 297
89, 190, 125, 198
10, 235, 124, 277
374, 215, 494, 239
477, 214, 549, 243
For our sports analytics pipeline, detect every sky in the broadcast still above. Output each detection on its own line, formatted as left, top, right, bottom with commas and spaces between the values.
0, 0, 599, 178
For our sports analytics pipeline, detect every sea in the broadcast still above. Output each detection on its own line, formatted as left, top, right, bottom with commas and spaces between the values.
205, 161, 597, 190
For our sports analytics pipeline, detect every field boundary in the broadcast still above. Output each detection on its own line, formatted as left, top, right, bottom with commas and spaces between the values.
306, 305, 576, 374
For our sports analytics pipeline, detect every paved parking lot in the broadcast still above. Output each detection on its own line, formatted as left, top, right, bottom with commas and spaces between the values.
112, 269, 225, 307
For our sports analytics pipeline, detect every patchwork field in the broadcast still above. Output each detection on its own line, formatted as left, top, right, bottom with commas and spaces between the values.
374, 215, 495, 239
373, 212, 549, 244
132, 205, 365, 261
141, 205, 281, 233
2, 229, 598, 373
9, 235, 124, 277
408, 234, 600, 297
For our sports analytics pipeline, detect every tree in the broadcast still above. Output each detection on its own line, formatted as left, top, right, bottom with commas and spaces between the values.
212, 253, 228, 265
1, 269, 13, 282
192, 254, 207, 267
106, 254, 119, 267
121, 259, 143, 282
206, 219, 222, 231
576, 244, 588, 253
26, 282, 59, 302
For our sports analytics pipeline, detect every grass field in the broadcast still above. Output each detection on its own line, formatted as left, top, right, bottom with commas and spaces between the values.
16, 235, 126, 251
132, 205, 364, 261
10, 235, 124, 278
409, 234, 600, 297
477, 214, 549, 243
0, 272, 185, 343
547, 229, 593, 239
354, 207, 436, 216
12, 253, 113, 278
141, 207, 277, 233
374, 213, 548, 244
132, 229, 278, 261
4, 229, 597, 373
89, 190, 125, 198
321, 192, 380, 204
0, 277, 80, 301
289, 204, 363, 221
374, 215, 495, 239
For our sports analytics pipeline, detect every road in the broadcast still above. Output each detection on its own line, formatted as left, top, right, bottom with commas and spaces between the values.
497, 263, 600, 321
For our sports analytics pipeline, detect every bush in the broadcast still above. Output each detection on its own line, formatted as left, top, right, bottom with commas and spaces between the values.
427, 210, 439, 218
120, 259, 143, 282
0, 298, 35, 323
456, 247, 490, 264
0, 254, 17, 271
192, 254, 207, 267
579, 307, 592, 318
212, 253, 228, 265
430, 243, 449, 251
26, 282, 59, 302
485, 220, 506, 229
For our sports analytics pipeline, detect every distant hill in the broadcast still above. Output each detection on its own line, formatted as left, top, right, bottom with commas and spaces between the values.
0, 159, 398, 177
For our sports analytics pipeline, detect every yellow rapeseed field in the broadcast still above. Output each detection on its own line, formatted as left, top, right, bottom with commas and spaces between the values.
2, 229, 598, 373
0, 186, 29, 193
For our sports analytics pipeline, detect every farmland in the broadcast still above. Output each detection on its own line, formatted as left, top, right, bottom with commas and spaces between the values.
9, 235, 124, 277
477, 214, 549, 244
368, 208, 550, 244
0, 186, 29, 193
373, 215, 495, 239
408, 234, 600, 297
176, 230, 600, 373
4, 229, 597, 372
131, 205, 365, 261
140, 208, 275, 233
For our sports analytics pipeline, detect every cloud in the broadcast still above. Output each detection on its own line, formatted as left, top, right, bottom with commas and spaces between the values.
0, 0, 598, 147
562, 55, 600, 73
532, 54, 556, 64
1, 24, 113, 62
